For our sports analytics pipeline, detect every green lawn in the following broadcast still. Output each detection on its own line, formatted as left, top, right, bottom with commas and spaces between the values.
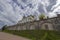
3, 30, 60, 40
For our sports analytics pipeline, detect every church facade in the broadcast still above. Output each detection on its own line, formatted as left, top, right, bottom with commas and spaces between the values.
7, 14, 60, 31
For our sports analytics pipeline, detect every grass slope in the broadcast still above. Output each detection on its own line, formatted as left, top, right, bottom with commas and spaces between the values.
3, 30, 60, 40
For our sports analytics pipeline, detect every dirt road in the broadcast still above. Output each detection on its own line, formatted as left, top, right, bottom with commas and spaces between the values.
0, 32, 30, 40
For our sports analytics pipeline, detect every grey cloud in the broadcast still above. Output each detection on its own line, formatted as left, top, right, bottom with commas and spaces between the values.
38, 4, 45, 13
46, 0, 57, 12
21, 0, 27, 3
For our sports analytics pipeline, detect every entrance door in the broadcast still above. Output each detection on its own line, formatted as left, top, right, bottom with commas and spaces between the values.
45, 25, 48, 30
41, 23, 53, 30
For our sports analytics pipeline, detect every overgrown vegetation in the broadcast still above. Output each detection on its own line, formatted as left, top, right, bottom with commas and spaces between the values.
3, 30, 60, 40
2, 25, 7, 31
39, 14, 45, 20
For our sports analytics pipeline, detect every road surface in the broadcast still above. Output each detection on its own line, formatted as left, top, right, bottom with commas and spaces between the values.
0, 32, 30, 40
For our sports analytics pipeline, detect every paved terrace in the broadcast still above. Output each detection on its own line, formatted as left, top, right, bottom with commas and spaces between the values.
0, 32, 30, 40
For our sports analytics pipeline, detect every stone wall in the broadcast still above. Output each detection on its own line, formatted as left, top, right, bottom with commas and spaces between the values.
7, 16, 60, 31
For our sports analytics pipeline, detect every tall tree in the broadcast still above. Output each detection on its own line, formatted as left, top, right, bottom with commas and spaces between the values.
39, 14, 45, 20
2, 25, 7, 31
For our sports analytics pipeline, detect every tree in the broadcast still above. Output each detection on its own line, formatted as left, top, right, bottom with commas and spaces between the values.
39, 14, 45, 20
2, 25, 7, 31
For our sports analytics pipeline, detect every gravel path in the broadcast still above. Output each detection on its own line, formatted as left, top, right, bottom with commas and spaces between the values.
0, 32, 30, 40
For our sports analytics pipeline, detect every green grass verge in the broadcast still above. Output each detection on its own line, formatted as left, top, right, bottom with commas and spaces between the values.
3, 30, 60, 40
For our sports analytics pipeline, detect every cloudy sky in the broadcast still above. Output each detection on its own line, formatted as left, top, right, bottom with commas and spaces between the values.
0, 0, 60, 28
